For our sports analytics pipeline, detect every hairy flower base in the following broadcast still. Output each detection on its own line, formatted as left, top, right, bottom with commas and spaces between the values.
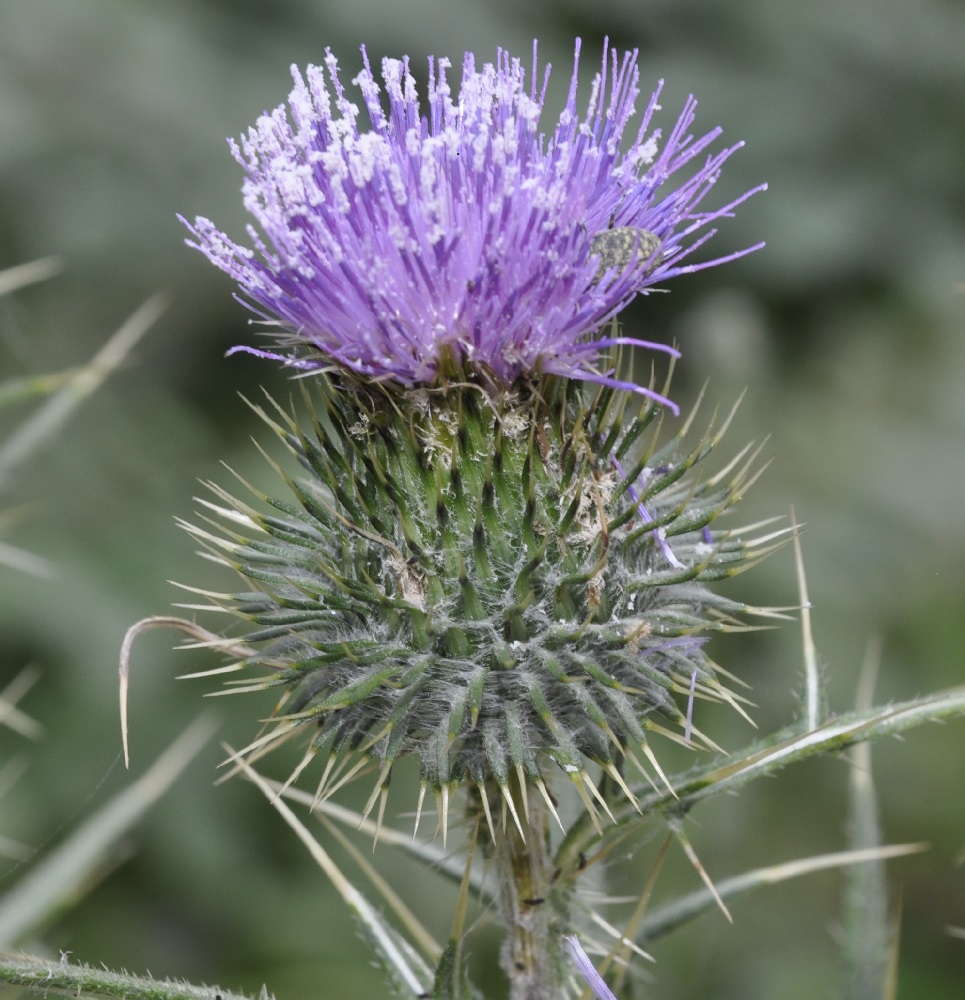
181, 373, 779, 833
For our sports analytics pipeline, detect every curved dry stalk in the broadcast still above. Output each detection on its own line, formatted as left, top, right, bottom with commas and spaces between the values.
119, 616, 251, 767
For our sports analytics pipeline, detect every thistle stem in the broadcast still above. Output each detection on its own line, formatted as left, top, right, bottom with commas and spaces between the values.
491, 775, 561, 1000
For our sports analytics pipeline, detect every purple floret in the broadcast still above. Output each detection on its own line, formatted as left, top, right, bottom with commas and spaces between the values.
182, 39, 764, 408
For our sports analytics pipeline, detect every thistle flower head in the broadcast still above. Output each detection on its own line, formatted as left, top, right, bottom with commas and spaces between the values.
175, 40, 772, 840
182, 39, 764, 404
183, 377, 779, 837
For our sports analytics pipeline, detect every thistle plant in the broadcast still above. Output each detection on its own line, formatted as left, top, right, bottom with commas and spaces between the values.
163, 39, 775, 998
1, 34, 950, 1000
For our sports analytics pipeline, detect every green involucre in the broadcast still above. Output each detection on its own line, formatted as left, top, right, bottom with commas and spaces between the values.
186, 374, 770, 807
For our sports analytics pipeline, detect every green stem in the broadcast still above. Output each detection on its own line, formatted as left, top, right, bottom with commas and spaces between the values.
491, 775, 561, 1000
0, 952, 265, 1000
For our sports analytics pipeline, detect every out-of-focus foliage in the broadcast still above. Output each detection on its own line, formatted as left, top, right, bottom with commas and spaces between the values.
1, 1, 963, 998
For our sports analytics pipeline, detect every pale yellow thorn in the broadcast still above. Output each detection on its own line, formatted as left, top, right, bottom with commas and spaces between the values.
373, 785, 389, 851
273, 747, 316, 803
119, 614, 244, 768
311, 752, 339, 811
432, 787, 448, 849
412, 782, 428, 842
625, 749, 660, 794
501, 784, 526, 841
219, 722, 300, 775
175, 662, 247, 680
441, 784, 451, 850
204, 682, 273, 698
119, 668, 130, 770
602, 725, 627, 755
581, 771, 616, 823
355, 718, 395, 755
640, 740, 677, 799
319, 755, 370, 805
477, 783, 497, 845
570, 773, 603, 836
684, 721, 725, 754
360, 764, 392, 826
702, 685, 756, 727
673, 823, 732, 923
316, 751, 355, 799
534, 779, 564, 832
514, 764, 530, 824
587, 910, 655, 962
603, 762, 640, 813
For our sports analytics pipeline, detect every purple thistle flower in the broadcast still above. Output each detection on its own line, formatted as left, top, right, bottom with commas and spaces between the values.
182, 39, 764, 408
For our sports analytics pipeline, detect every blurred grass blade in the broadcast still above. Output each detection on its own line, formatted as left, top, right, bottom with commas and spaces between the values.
638, 843, 925, 943
0, 539, 54, 577
226, 746, 433, 999
0, 713, 216, 947
0, 512, 54, 576
0, 294, 166, 488
883, 892, 902, 1000
0, 669, 38, 862
0, 666, 43, 739
0, 834, 33, 863
842, 639, 890, 1000
0, 370, 82, 410
0, 258, 62, 299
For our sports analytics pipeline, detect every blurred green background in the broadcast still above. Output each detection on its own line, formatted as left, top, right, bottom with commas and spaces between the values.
1, 0, 963, 997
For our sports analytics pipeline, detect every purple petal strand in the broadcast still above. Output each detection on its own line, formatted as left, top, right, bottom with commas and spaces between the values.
225, 344, 319, 369
610, 453, 684, 563
563, 935, 619, 1000
183, 39, 763, 400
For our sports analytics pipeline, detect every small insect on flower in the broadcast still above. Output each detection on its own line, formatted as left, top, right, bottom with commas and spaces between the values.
590, 227, 663, 285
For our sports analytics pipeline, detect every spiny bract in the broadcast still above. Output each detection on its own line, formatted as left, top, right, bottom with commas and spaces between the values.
182, 372, 777, 829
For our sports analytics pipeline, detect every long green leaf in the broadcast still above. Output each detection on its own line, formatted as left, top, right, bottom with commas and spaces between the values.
0, 258, 61, 299
0, 295, 165, 487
